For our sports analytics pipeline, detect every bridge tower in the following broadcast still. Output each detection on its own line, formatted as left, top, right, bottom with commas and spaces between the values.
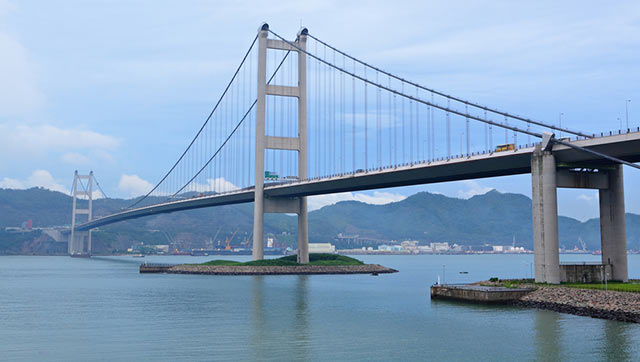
531, 135, 628, 283
69, 170, 94, 256
253, 24, 309, 263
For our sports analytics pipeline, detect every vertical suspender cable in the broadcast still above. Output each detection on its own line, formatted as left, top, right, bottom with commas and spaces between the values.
465, 105, 469, 156
324, 46, 328, 176
416, 87, 420, 162
409, 90, 413, 164
341, 55, 345, 173
332, 50, 336, 175
393, 87, 397, 166
352, 59, 356, 172
316, 54, 320, 178
401, 82, 405, 163
364, 66, 368, 170
446, 99, 451, 159
431, 92, 436, 160
377, 72, 381, 169
504, 116, 509, 144
388, 76, 392, 167
488, 111, 493, 152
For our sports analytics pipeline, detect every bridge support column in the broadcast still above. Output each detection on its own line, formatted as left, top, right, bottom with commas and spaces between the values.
531, 149, 560, 284
599, 165, 628, 282
253, 24, 309, 263
252, 25, 268, 261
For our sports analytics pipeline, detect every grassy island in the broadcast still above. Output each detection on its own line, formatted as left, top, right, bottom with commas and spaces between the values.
198, 253, 364, 267
140, 253, 397, 275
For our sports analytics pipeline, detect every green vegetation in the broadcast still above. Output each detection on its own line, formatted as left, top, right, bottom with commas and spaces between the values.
560, 282, 640, 293
487, 278, 640, 293
198, 253, 364, 267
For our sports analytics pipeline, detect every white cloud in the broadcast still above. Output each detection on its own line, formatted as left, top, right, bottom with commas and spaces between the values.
0, 169, 69, 194
308, 191, 406, 211
186, 177, 238, 193
61, 152, 91, 165
0, 123, 120, 169
577, 193, 598, 202
118, 174, 153, 197
0, 177, 23, 189
118, 176, 240, 198
0, 123, 119, 155
457, 180, 493, 199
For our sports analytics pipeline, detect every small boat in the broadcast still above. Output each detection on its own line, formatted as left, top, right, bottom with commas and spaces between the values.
459, 271, 469, 274
132, 254, 145, 258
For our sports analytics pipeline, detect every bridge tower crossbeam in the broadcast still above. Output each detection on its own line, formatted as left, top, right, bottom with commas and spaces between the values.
253, 24, 309, 263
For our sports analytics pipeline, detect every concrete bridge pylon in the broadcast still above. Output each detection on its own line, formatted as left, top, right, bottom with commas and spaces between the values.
69, 170, 93, 256
531, 134, 628, 283
253, 24, 309, 263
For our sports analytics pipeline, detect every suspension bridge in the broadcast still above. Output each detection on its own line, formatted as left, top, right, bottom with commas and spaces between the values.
69, 24, 640, 283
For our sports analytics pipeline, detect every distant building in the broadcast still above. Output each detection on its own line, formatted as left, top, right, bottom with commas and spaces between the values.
378, 244, 403, 252
309, 243, 335, 254
401, 240, 419, 252
154, 245, 169, 253
430, 242, 450, 252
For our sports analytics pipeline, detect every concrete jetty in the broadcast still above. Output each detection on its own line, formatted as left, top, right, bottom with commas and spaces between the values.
430, 284, 534, 303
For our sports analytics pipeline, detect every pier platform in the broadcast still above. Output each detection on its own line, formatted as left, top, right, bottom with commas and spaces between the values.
430, 284, 534, 303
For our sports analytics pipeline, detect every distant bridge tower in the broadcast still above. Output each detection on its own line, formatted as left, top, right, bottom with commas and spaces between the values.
531, 134, 628, 283
69, 170, 93, 256
253, 24, 309, 263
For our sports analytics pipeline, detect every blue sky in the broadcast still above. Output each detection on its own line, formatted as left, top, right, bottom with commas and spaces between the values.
0, 0, 639, 221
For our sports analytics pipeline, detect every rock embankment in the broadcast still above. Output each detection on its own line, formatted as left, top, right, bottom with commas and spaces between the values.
165, 264, 397, 275
515, 287, 640, 323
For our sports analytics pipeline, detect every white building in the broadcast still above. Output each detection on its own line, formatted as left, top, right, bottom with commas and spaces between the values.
308, 243, 336, 254
430, 242, 450, 252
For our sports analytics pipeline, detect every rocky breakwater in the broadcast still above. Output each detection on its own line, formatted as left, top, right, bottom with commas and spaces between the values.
515, 287, 640, 323
166, 264, 397, 275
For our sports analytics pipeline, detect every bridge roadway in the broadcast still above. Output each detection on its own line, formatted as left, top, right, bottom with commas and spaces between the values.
76, 131, 640, 231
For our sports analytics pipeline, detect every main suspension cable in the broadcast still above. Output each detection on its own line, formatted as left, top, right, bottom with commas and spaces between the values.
269, 29, 543, 139
306, 33, 592, 139
93, 175, 109, 199
127, 33, 259, 209
169, 50, 293, 199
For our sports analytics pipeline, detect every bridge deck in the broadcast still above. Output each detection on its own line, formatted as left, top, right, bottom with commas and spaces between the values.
76, 132, 640, 231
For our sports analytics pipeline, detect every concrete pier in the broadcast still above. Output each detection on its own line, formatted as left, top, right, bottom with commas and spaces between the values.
531, 149, 560, 284
430, 284, 534, 303
531, 137, 629, 283
599, 165, 628, 282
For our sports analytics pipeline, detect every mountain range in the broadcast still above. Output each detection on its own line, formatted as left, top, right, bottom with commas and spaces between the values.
1, 187, 638, 254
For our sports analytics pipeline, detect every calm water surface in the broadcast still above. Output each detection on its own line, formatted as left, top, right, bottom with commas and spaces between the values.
1, 254, 639, 361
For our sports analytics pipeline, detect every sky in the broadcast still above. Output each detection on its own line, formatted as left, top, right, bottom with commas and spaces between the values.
0, 0, 639, 221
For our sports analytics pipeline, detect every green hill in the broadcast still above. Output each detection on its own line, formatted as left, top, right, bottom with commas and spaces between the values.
1, 187, 639, 254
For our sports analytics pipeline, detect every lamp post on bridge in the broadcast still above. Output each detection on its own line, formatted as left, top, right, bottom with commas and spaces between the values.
558, 113, 563, 139
626, 99, 631, 130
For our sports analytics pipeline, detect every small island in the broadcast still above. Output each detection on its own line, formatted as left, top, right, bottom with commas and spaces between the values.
140, 254, 398, 275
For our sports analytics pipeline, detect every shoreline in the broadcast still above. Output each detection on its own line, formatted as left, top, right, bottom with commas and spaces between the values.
141, 263, 398, 275
513, 286, 640, 323
432, 281, 640, 323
